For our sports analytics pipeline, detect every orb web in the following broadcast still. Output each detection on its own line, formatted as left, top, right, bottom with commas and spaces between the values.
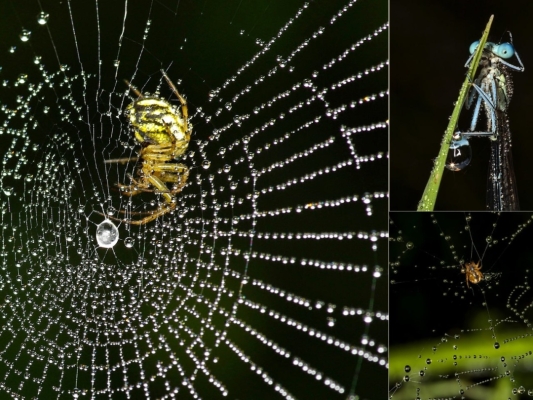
0, 0, 387, 398
390, 212, 533, 399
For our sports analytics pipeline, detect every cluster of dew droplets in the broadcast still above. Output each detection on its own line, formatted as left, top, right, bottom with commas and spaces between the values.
192, 1, 389, 394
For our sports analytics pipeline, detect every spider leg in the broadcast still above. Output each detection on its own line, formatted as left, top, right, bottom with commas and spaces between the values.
151, 164, 189, 195
128, 202, 177, 225
104, 156, 139, 164
116, 209, 153, 216
95, 202, 177, 225
142, 173, 184, 204
124, 79, 143, 98
151, 163, 188, 174
97, 173, 182, 223
116, 174, 150, 196
160, 70, 189, 125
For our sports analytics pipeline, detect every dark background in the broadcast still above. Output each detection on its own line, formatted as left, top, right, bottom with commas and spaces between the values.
391, 0, 533, 210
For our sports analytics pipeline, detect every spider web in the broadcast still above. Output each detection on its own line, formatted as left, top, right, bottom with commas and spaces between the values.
0, 0, 387, 399
390, 212, 533, 399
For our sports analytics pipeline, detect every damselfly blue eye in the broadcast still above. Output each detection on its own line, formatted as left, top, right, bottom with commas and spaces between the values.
469, 41, 480, 54
493, 42, 515, 59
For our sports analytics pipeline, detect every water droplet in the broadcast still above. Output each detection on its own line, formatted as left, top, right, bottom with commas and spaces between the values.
124, 237, 134, 248
201, 160, 211, 169
19, 29, 31, 42
446, 136, 471, 171
96, 219, 119, 248
37, 12, 49, 25
16, 74, 28, 85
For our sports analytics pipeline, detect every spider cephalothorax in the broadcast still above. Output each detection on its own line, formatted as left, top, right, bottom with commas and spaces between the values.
102, 71, 191, 225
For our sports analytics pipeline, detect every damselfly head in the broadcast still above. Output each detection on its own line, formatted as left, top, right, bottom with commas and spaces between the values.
469, 40, 515, 59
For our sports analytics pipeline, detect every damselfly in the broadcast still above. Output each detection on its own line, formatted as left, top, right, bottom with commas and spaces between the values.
446, 36, 524, 211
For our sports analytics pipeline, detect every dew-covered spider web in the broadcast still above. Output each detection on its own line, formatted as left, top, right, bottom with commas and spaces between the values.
390, 212, 533, 399
0, 0, 387, 399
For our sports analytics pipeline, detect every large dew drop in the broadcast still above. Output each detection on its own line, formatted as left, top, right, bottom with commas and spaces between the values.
96, 219, 119, 248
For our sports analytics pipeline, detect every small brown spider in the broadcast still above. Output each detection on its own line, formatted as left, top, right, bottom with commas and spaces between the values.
461, 260, 483, 288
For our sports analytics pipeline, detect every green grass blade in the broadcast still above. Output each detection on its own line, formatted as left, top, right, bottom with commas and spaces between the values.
417, 15, 494, 211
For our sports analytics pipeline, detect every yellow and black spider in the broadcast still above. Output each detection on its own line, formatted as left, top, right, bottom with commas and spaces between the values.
101, 70, 191, 225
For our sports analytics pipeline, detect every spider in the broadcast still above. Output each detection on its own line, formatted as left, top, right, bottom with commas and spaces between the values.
461, 260, 483, 288
101, 70, 191, 225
